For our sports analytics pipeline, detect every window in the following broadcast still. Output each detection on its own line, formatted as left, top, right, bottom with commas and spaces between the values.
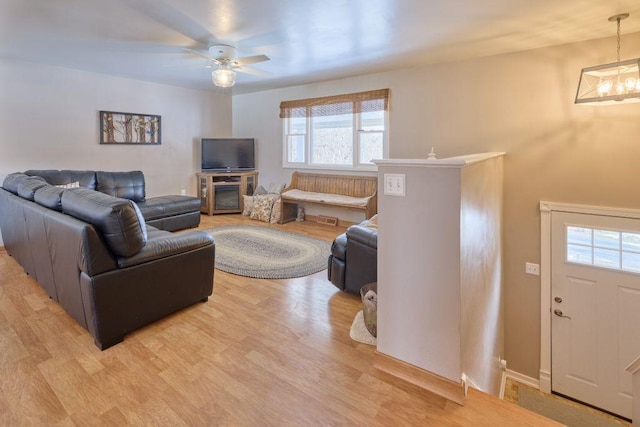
280, 89, 389, 170
566, 225, 640, 273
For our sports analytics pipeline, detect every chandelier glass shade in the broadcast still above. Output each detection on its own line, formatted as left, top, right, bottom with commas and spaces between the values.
212, 67, 236, 88
575, 13, 640, 105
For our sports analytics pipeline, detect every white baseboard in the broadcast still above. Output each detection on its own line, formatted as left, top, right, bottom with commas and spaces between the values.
499, 369, 507, 399
506, 369, 540, 390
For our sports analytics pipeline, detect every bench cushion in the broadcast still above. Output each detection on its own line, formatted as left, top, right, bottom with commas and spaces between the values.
281, 189, 370, 208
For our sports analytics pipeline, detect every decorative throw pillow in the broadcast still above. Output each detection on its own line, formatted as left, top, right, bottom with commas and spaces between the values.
268, 183, 286, 195
253, 185, 267, 196
362, 214, 378, 229
250, 195, 275, 222
242, 195, 255, 216
270, 196, 282, 224
55, 181, 80, 189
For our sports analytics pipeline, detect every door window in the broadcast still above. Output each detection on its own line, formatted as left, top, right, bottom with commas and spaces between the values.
567, 225, 640, 273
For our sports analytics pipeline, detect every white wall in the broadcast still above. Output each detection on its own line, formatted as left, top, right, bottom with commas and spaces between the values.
376, 154, 503, 395
0, 58, 232, 246
376, 162, 462, 382
232, 32, 640, 380
460, 156, 504, 395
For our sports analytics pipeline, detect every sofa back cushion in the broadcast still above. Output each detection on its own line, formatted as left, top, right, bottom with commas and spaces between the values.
2, 173, 32, 194
34, 186, 66, 211
96, 171, 145, 202
25, 170, 97, 190
17, 179, 50, 201
61, 188, 147, 257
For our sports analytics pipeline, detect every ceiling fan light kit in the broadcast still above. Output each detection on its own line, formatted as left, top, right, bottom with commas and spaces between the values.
575, 13, 640, 105
212, 67, 236, 88
185, 44, 270, 88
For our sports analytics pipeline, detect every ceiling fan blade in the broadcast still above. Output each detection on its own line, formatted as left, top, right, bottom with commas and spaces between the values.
233, 54, 270, 66
234, 66, 271, 76
183, 48, 221, 65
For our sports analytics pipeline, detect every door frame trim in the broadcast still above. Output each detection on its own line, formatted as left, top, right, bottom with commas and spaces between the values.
539, 201, 640, 394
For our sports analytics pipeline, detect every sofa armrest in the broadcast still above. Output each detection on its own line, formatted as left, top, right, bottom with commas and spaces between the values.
346, 225, 377, 249
117, 231, 214, 268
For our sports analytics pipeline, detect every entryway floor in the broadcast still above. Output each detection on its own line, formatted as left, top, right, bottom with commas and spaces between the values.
504, 378, 630, 426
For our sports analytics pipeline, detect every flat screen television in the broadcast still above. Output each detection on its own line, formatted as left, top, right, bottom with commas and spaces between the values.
201, 138, 255, 172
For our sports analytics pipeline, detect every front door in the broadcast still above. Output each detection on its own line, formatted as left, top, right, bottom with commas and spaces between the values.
551, 211, 640, 419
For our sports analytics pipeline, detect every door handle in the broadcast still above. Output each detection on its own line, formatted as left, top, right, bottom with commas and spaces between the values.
554, 309, 571, 319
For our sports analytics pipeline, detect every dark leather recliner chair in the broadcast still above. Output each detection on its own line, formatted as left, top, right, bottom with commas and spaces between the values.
328, 220, 377, 294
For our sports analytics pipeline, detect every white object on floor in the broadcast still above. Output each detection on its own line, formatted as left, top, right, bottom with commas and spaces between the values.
350, 310, 377, 346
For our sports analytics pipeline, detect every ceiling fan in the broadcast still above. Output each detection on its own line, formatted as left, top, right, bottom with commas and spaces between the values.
184, 44, 270, 88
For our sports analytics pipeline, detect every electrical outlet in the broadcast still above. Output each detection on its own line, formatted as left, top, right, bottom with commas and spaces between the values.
383, 173, 405, 196
180, 189, 186, 196
525, 262, 540, 276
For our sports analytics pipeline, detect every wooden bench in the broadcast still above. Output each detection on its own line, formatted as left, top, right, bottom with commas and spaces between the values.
279, 171, 377, 224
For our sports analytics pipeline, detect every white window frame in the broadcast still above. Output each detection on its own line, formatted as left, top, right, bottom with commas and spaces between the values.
282, 106, 388, 172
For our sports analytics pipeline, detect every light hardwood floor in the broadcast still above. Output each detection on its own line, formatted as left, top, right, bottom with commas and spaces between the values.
0, 214, 559, 426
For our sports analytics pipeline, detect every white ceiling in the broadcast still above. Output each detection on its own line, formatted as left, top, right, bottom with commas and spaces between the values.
2, 0, 640, 95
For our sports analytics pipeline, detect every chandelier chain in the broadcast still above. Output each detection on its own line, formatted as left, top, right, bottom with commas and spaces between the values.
616, 17, 621, 62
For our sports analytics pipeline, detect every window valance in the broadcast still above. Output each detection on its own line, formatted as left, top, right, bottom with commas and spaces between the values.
279, 89, 389, 119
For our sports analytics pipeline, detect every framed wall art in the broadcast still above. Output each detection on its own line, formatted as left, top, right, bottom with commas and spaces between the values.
99, 111, 161, 145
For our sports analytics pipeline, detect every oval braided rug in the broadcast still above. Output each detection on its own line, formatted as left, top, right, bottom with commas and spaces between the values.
204, 225, 331, 279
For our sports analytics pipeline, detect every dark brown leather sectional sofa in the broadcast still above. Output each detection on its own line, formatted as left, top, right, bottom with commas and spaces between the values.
0, 170, 215, 350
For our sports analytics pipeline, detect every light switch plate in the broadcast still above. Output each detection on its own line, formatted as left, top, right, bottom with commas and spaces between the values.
525, 262, 540, 276
384, 173, 405, 196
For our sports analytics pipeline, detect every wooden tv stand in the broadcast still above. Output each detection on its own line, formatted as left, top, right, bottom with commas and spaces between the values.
196, 171, 258, 215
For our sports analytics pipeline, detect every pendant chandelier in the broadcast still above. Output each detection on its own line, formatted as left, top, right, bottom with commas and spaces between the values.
575, 13, 640, 105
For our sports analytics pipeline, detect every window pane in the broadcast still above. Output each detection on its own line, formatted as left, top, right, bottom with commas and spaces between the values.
359, 131, 383, 164
567, 226, 591, 246
289, 117, 306, 134
287, 135, 305, 163
310, 114, 353, 165
594, 229, 619, 250
361, 110, 384, 131
622, 252, 640, 273
622, 232, 640, 253
594, 247, 620, 269
567, 243, 592, 264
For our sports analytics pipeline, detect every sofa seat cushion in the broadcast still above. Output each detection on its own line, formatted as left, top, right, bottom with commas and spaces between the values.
281, 189, 370, 207
117, 230, 215, 269
61, 188, 147, 257
136, 196, 200, 221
